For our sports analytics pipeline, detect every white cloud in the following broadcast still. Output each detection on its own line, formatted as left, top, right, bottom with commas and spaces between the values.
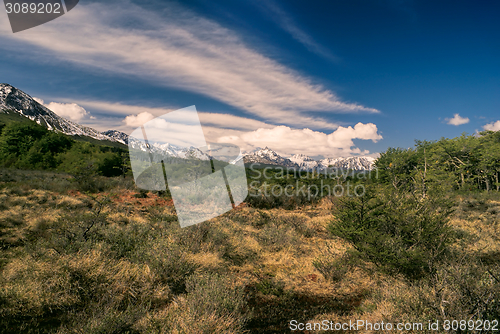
327, 122, 383, 148
483, 120, 500, 131
4, 2, 379, 130
45, 102, 89, 122
123, 112, 155, 127
446, 113, 470, 126
34, 97, 89, 122
216, 123, 382, 158
198, 113, 275, 131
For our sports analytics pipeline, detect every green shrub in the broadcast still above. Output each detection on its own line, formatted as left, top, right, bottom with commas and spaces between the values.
255, 277, 285, 296
71, 164, 122, 193
328, 186, 454, 279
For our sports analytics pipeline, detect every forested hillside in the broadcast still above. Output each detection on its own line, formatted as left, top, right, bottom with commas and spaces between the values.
0, 121, 127, 178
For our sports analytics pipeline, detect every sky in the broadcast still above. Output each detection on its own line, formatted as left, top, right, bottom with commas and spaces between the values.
0, 0, 499, 158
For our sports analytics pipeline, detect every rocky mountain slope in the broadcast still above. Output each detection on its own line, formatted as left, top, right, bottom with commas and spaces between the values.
0, 83, 120, 142
101, 130, 129, 145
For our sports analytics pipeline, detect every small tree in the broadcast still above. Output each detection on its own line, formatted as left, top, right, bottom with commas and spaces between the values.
328, 185, 454, 280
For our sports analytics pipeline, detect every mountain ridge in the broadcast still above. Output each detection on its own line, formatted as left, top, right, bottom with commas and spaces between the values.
1, 83, 376, 170
0, 83, 125, 144
244, 147, 376, 171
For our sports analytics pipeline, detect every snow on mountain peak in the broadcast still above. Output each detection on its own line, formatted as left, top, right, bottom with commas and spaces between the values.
289, 153, 314, 163
0, 84, 125, 144
102, 130, 129, 144
244, 146, 376, 171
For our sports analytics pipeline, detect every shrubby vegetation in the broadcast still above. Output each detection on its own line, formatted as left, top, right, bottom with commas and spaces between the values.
323, 131, 500, 329
329, 185, 454, 280
246, 165, 377, 209
0, 121, 128, 179
0, 119, 498, 332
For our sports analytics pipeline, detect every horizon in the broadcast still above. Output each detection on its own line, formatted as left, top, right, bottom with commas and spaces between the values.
1, 81, 378, 162
1, 0, 499, 159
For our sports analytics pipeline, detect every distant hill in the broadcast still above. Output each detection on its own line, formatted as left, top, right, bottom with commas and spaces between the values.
0, 83, 127, 148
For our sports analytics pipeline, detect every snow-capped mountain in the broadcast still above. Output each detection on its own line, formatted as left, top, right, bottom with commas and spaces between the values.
127, 137, 212, 161
102, 130, 129, 144
289, 153, 322, 170
321, 156, 376, 171
244, 147, 297, 167
177, 147, 212, 160
0, 83, 121, 142
244, 147, 376, 171
1, 84, 377, 169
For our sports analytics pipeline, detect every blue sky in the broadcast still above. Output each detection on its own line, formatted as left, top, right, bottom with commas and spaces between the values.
0, 0, 499, 158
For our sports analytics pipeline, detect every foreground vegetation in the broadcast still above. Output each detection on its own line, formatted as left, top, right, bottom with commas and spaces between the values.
0, 166, 498, 333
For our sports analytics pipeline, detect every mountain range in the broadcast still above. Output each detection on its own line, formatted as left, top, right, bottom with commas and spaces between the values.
244, 147, 375, 171
0, 83, 375, 170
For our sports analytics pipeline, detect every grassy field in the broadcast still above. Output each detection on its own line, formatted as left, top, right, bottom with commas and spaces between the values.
0, 168, 499, 333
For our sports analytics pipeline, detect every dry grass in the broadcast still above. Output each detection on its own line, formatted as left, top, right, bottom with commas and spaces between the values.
0, 169, 499, 333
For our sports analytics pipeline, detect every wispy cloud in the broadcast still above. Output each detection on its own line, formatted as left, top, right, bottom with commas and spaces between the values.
2, 1, 378, 131
58, 99, 278, 132
483, 120, 500, 131
446, 113, 470, 126
257, 1, 338, 62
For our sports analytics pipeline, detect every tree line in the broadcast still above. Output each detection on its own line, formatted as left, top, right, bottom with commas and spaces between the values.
375, 131, 500, 193
0, 121, 128, 177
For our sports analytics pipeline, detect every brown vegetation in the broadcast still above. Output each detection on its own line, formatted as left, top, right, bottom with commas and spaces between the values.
0, 168, 499, 333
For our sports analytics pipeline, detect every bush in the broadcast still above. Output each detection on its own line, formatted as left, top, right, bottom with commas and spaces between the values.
133, 238, 199, 294
389, 257, 500, 324
255, 277, 285, 296
328, 186, 454, 279
258, 222, 299, 251
0, 249, 162, 334
97, 152, 124, 177
71, 163, 121, 193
